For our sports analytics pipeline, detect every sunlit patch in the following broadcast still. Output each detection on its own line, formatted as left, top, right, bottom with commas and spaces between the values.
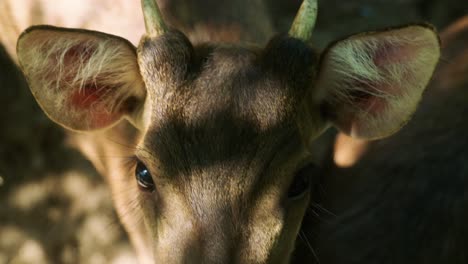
80, 214, 119, 250
333, 132, 369, 168
61, 171, 112, 214
0, 226, 27, 250
9, 179, 49, 211
111, 250, 139, 264
0, 227, 47, 263
15, 239, 47, 264
3, 168, 133, 263
8, 170, 107, 212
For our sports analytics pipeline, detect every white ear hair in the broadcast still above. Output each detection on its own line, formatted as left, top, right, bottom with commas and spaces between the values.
17, 26, 146, 131
316, 25, 440, 139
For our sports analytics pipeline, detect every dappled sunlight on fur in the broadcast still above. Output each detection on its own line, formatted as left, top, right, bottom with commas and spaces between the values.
11, 0, 444, 262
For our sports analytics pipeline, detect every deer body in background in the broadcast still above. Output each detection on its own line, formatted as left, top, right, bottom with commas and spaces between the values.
10, 0, 440, 263
316, 15, 468, 264
0, 0, 274, 61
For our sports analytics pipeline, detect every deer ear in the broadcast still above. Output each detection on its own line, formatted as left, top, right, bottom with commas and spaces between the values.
17, 26, 146, 131
316, 25, 440, 139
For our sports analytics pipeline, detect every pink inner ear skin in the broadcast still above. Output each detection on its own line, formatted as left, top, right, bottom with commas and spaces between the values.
345, 77, 392, 115
335, 96, 385, 136
88, 110, 121, 129
62, 42, 95, 66
61, 43, 122, 129
372, 41, 411, 67
69, 84, 121, 129
70, 84, 104, 109
358, 41, 423, 114
361, 95, 387, 114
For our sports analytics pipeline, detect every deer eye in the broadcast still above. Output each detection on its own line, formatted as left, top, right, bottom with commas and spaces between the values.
135, 160, 155, 192
288, 163, 316, 199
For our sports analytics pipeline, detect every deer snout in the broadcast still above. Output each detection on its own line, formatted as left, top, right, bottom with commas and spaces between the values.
149, 194, 288, 264
152, 216, 238, 264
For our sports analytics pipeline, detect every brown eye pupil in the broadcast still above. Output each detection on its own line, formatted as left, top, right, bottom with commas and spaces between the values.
135, 161, 155, 192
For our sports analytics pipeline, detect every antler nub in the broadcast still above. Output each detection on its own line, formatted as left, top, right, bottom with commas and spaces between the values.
289, 0, 318, 41
141, 0, 167, 36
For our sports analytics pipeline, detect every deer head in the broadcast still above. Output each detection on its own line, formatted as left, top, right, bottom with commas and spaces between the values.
16, 0, 440, 263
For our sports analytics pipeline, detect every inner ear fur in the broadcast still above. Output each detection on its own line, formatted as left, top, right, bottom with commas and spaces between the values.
17, 26, 146, 131
316, 24, 440, 139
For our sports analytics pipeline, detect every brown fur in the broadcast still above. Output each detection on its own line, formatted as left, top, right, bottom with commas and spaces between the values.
13, 1, 441, 263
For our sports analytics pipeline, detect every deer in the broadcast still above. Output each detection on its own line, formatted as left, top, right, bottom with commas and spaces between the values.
314, 15, 468, 264
11, 0, 440, 263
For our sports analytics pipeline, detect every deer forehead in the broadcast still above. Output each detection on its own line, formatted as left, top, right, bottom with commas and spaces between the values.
155, 45, 310, 127
138, 32, 319, 119
142, 110, 305, 171
136, 34, 318, 180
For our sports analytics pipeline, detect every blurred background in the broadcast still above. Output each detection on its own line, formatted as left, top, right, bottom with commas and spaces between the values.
0, 0, 467, 263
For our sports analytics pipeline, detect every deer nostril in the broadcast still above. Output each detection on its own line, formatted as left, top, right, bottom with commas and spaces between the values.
135, 160, 155, 192
288, 163, 317, 199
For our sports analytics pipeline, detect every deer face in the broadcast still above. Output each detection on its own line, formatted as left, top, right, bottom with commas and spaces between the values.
16, 0, 440, 263
135, 32, 322, 263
